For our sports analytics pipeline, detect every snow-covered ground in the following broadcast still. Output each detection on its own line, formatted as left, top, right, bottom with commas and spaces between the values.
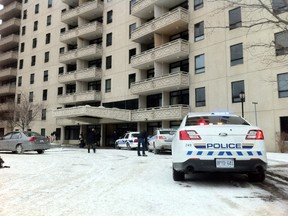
0, 148, 288, 216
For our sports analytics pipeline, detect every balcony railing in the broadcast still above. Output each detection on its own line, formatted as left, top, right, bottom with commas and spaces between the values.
0, 83, 16, 95
131, 39, 189, 69
62, 0, 104, 24
60, 21, 103, 44
58, 67, 102, 83
0, 67, 17, 80
0, 50, 18, 64
131, 104, 190, 121
59, 44, 102, 64
57, 91, 101, 104
130, 71, 189, 95
0, 18, 21, 35
0, 1, 22, 20
0, 34, 19, 49
131, 7, 189, 42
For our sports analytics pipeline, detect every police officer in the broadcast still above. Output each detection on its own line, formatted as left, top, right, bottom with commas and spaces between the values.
137, 130, 148, 157
87, 128, 97, 153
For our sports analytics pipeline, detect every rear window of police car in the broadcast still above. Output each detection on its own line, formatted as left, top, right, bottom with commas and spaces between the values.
185, 115, 249, 126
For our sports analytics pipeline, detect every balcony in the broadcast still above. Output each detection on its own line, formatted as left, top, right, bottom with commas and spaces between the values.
131, 8, 188, 43
0, 50, 18, 65
58, 67, 102, 84
0, 34, 19, 50
61, 0, 78, 7
62, 0, 104, 25
53, 106, 131, 122
0, 67, 17, 81
60, 21, 103, 44
131, 39, 189, 69
0, 83, 16, 96
0, 18, 21, 36
0, 1, 22, 21
59, 44, 102, 64
57, 91, 101, 105
131, 0, 187, 19
130, 71, 189, 95
131, 104, 189, 121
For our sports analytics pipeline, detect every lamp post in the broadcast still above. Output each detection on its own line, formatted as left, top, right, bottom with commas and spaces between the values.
252, 102, 258, 126
239, 91, 245, 118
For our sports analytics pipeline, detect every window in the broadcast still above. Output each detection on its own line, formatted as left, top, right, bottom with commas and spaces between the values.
105, 79, 111, 92
272, 0, 288, 14
30, 73, 35, 84
23, 10, 27, 19
44, 52, 50, 63
48, 0, 53, 8
275, 31, 288, 56
24, 0, 28, 3
17, 94, 21, 104
88, 81, 101, 91
170, 89, 189, 105
106, 33, 112, 46
31, 56, 36, 66
41, 109, 46, 120
195, 54, 205, 74
130, 0, 137, 14
34, 21, 38, 31
19, 59, 23, 69
22, 26, 26, 35
229, 7, 241, 30
43, 70, 48, 82
170, 59, 189, 73
20, 43, 25, 52
107, 10, 113, 24
194, 0, 203, 10
58, 67, 64, 75
129, 48, 136, 63
231, 80, 245, 103
43, 89, 48, 101
46, 33, 51, 44
278, 73, 288, 98
129, 23, 136, 39
32, 38, 37, 48
18, 76, 22, 87
59, 47, 65, 54
35, 4, 39, 14
106, 55, 112, 69
230, 43, 243, 66
29, 92, 34, 102
194, 21, 204, 42
47, 15, 52, 26
128, 73, 136, 89
58, 87, 63, 95
195, 87, 206, 107
147, 94, 162, 108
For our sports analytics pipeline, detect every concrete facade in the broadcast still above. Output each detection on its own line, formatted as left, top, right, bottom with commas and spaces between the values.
0, 0, 287, 151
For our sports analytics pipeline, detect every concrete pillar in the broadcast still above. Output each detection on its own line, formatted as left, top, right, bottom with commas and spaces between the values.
138, 95, 146, 109
162, 121, 170, 128
154, 5, 168, 18
162, 91, 169, 106
100, 124, 105, 147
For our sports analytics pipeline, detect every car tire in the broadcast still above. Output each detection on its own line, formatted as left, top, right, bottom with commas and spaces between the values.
15, 144, 24, 154
173, 168, 185, 181
37, 150, 45, 154
248, 171, 266, 182
126, 142, 131, 150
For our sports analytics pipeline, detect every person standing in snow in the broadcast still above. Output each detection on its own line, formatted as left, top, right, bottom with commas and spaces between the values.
137, 130, 148, 157
87, 128, 97, 153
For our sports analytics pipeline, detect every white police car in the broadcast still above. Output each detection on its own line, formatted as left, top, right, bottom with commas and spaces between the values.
115, 132, 140, 150
172, 112, 267, 182
148, 128, 176, 154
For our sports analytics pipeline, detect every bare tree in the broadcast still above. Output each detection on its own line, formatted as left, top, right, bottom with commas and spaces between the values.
13, 93, 45, 131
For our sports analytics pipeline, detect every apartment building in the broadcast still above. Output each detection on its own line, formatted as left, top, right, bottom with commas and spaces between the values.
0, 0, 287, 151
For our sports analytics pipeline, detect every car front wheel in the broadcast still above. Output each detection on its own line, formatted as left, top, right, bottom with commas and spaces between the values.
173, 168, 185, 181
15, 144, 24, 154
37, 150, 45, 154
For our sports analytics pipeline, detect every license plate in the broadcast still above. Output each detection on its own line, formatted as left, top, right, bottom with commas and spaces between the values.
216, 158, 234, 168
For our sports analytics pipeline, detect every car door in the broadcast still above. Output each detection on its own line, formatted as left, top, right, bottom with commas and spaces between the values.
8, 132, 21, 151
0, 132, 13, 150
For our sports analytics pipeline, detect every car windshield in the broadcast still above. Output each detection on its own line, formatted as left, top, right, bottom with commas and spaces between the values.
185, 115, 250, 126
131, 133, 139, 137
